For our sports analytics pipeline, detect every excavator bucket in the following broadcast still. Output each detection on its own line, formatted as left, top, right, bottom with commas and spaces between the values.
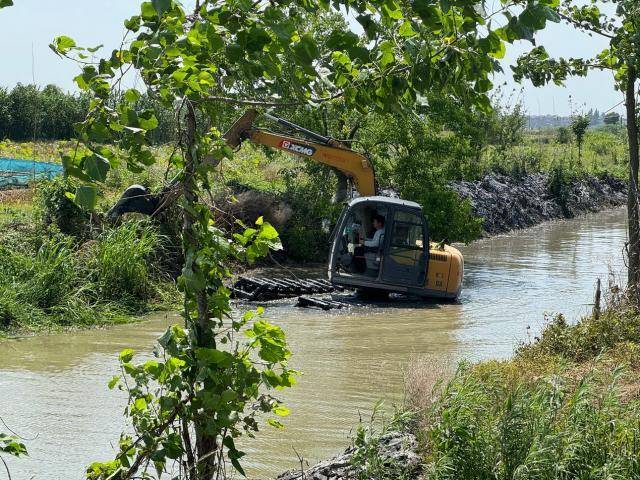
107, 184, 159, 218
223, 108, 258, 148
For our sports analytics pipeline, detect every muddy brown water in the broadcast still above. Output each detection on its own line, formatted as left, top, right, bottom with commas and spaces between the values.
0, 208, 628, 479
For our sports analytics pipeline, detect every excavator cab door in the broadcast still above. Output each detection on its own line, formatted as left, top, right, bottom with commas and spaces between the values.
380, 209, 428, 287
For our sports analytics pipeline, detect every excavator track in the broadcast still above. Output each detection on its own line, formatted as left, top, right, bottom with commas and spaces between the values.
231, 276, 341, 301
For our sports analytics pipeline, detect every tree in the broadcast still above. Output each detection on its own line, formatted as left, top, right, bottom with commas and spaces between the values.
49, 0, 558, 477
557, 126, 571, 144
570, 114, 590, 162
487, 101, 527, 154
0, 87, 11, 139
604, 111, 621, 125
513, 0, 640, 298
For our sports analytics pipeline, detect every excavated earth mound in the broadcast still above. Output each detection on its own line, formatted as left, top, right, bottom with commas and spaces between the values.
451, 172, 628, 236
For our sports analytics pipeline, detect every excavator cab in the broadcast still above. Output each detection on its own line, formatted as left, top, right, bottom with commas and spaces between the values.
330, 197, 427, 295
329, 196, 462, 299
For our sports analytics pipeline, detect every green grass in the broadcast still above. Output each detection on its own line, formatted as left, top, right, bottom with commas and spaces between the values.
0, 204, 179, 335
481, 126, 629, 179
0, 139, 76, 163
419, 362, 640, 479
0, 190, 34, 224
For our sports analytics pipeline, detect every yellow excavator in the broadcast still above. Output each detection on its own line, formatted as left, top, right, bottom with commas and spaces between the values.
109, 109, 464, 300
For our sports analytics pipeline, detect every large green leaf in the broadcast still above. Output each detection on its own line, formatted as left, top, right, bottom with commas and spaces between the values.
51, 35, 77, 55
74, 185, 98, 210
0, 0, 14, 8
84, 154, 110, 182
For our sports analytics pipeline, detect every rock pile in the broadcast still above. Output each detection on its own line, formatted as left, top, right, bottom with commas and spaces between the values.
276, 431, 421, 480
452, 172, 627, 236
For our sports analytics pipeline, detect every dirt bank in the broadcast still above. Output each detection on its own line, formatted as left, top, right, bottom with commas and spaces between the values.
451, 172, 628, 236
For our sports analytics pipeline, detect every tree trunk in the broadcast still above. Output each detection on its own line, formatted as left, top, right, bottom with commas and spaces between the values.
332, 168, 349, 204
183, 101, 218, 478
332, 122, 361, 204
626, 65, 640, 300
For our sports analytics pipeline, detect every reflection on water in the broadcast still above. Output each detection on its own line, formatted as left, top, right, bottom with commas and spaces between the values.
0, 208, 628, 479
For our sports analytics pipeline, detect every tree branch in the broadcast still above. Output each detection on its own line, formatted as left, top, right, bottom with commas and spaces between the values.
0, 456, 12, 480
203, 91, 344, 108
558, 11, 616, 40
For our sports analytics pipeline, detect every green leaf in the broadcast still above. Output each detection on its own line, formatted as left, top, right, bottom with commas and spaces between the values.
108, 375, 120, 390
399, 21, 417, 37
381, 0, 403, 20
119, 348, 135, 363
230, 457, 246, 476
51, 35, 77, 55
543, 6, 561, 23
0, 434, 27, 457
140, 2, 156, 19
124, 89, 141, 103
134, 397, 147, 411
195, 348, 227, 364
220, 389, 237, 403
124, 15, 141, 31
152, 0, 171, 16
273, 405, 290, 417
84, 154, 110, 182
74, 185, 97, 210
258, 223, 279, 241
138, 111, 159, 130
0, 0, 14, 8
293, 34, 319, 66
267, 418, 284, 429
519, 5, 547, 30
412, 0, 441, 28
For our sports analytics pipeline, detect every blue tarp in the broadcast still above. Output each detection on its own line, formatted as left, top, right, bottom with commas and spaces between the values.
0, 158, 63, 189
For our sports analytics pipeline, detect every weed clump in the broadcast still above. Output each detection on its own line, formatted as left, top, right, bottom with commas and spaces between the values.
92, 223, 159, 303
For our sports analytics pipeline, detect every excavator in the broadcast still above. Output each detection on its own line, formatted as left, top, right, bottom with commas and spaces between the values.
109, 109, 464, 300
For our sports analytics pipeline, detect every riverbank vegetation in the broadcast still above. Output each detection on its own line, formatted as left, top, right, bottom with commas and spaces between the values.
0, 179, 179, 334
387, 288, 640, 479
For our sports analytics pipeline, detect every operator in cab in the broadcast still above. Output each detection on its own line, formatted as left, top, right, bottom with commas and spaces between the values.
361, 214, 385, 249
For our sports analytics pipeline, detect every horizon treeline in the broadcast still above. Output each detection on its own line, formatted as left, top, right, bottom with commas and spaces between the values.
0, 83, 177, 143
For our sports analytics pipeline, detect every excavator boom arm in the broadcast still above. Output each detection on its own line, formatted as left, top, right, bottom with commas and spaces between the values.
245, 130, 375, 196
223, 109, 376, 196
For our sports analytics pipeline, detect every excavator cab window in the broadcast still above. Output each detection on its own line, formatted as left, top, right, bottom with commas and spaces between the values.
334, 204, 388, 278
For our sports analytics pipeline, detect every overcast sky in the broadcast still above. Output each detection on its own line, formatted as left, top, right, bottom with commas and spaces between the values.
0, 0, 624, 116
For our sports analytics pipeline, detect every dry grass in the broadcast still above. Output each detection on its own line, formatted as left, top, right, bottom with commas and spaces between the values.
0, 188, 34, 203
403, 354, 453, 417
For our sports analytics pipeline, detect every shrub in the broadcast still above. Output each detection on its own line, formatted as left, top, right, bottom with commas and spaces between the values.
279, 164, 340, 262
556, 126, 571, 144
520, 307, 640, 363
396, 161, 482, 243
546, 163, 572, 213
35, 177, 90, 238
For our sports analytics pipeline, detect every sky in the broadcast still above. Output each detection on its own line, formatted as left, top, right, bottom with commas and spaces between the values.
0, 0, 625, 116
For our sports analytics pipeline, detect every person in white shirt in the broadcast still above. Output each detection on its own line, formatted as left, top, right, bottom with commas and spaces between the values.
362, 214, 385, 249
